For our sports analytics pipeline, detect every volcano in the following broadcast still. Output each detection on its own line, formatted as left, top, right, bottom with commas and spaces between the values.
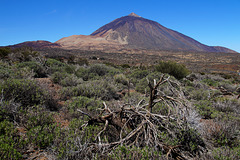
56, 13, 236, 53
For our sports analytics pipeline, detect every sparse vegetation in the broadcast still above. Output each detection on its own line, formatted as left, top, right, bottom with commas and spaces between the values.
0, 47, 239, 159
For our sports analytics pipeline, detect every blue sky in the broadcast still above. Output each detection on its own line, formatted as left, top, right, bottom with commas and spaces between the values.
1, 0, 240, 52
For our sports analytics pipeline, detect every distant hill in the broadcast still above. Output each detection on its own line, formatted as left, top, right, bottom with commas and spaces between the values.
5, 40, 61, 49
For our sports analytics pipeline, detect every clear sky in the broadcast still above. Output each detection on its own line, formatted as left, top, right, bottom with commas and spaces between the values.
1, 0, 240, 52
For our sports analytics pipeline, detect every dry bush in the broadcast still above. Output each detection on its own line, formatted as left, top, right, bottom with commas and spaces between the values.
69, 75, 207, 159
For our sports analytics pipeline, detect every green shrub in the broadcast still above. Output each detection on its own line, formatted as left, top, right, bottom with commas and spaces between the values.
213, 146, 240, 160
0, 79, 45, 106
0, 99, 22, 123
9, 47, 38, 62
89, 64, 109, 76
0, 47, 11, 58
51, 72, 82, 87
45, 58, 67, 74
67, 96, 103, 118
0, 64, 11, 79
51, 71, 68, 84
152, 102, 169, 115
0, 120, 23, 159
76, 67, 98, 81
0, 62, 36, 79
122, 92, 148, 107
64, 64, 75, 74
0, 79, 57, 110
75, 57, 89, 66
75, 64, 120, 81
16, 61, 47, 78
155, 61, 190, 79
120, 64, 131, 68
61, 79, 118, 100
21, 106, 54, 130
114, 74, 128, 85
176, 128, 206, 156
46, 58, 65, 67
202, 79, 219, 87
60, 74, 83, 87
26, 124, 58, 149
12, 67, 35, 79
213, 97, 240, 114
135, 72, 163, 93
128, 69, 149, 85
52, 119, 102, 159
190, 89, 209, 101
195, 100, 217, 119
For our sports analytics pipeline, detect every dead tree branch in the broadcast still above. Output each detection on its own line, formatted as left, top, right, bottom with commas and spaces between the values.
76, 75, 206, 159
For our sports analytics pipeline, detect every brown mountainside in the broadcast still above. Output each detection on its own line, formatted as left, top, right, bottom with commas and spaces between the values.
6, 40, 61, 49
3, 13, 237, 53
56, 13, 236, 53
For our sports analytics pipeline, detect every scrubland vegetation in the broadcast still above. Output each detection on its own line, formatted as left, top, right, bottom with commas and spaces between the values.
0, 47, 239, 159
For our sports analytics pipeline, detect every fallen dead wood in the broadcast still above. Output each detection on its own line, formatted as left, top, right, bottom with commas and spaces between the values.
76, 75, 207, 159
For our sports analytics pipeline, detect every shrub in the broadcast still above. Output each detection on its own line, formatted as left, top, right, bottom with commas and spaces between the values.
45, 58, 67, 74
20, 106, 54, 130
75, 67, 97, 81
202, 79, 219, 87
0, 99, 21, 123
60, 74, 83, 87
67, 96, 103, 118
89, 64, 109, 76
64, 64, 75, 74
0, 79, 45, 107
122, 92, 148, 107
0, 79, 57, 110
51, 71, 68, 84
120, 64, 131, 68
51, 119, 102, 159
114, 74, 128, 86
17, 106, 58, 149
176, 128, 206, 156
128, 69, 149, 85
135, 72, 164, 93
155, 61, 190, 79
75, 64, 120, 81
0, 47, 11, 58
0, 120, 23, 159
51, 71, 82, 87
190, 89, 210, 101
45, 58, 65, 67
0, 63, 11, 79
16, 61, 47, 78
210, 119, 239, 148
195, 100, 216, 119
61, 79, 119, 100
8, 47, 38, 62
74, 57, 89, 66
26, 124, 58, 149
213, 146, 240, 160
213, 97, 240, 114
0, 62, 36, 79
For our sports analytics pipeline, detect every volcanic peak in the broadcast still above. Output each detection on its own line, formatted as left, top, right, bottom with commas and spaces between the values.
128, 12, 141, 17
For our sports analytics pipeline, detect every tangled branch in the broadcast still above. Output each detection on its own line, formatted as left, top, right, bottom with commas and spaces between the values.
77, 75, 206, 159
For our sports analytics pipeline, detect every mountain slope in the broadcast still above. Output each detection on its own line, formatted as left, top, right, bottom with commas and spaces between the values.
5, 40, 61, 49
4, 13, 237, 53
89, 13, 235, 53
